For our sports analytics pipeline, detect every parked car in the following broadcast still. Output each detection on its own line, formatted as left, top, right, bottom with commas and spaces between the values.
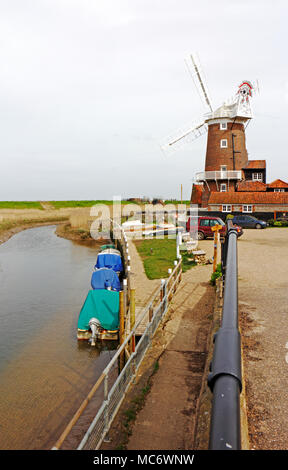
186, 216, 243, 240
231, 215, 267, 229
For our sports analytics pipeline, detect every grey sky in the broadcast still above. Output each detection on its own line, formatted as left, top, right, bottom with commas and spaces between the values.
0, 0, 287, 201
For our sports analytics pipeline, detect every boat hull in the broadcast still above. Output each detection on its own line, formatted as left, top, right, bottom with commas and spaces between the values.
77, 328, 119, 341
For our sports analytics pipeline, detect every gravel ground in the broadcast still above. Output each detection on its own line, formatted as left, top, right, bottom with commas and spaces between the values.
237, 228, 288, 450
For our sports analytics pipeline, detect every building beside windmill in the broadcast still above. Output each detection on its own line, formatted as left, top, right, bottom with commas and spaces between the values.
162, 56, 288, 220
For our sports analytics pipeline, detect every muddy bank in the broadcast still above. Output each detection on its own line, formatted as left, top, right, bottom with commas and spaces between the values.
55, 222, 110, 247
0, 218, 68, 246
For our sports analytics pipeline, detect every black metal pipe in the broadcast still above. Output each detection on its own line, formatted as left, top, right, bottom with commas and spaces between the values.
209, 375, 241, 450
208, 221, 242, 450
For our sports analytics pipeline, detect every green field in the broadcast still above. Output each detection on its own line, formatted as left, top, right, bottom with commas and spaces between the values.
48, 200, 116, 209
0, 201, 43, 210
134, 237, 196, 279
0, 200, 191, 210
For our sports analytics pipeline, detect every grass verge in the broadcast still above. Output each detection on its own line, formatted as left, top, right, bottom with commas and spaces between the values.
134, 237, 196, 279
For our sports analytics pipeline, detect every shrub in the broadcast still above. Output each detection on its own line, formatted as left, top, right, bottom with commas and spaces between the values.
210, 263, 222, 285
267, 219, 275, 226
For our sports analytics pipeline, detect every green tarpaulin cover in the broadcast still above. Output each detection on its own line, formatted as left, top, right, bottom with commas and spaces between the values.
78, 289, 119, 331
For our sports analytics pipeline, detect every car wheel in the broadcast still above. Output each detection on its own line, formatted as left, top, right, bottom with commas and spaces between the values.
255, 223, 262, 229
197, 231, 205, 240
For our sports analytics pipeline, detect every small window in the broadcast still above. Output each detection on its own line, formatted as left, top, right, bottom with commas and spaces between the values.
220, 122, 227, 130
274, 188, 285, 192
220, 165, 227, 172
252, 173, 263, 181
220, 183, 227, 192
222, 205, 232, 212
243, 205, 253, 213
220, 139, 228, 148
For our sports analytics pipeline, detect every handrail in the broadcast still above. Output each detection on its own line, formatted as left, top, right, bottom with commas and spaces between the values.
52, 256, 182, 450
208, 219, 242, 450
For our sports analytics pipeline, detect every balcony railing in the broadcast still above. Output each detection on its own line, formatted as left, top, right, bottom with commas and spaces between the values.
195, 171, 242, 181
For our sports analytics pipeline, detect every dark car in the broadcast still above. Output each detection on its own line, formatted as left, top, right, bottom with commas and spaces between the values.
186, 216, 243, 240
232, 215, 267, 229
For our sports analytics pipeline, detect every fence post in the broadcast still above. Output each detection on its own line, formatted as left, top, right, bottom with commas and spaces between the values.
149, 302, 153, 322
130, 288, 136, 354
119, 291, 125, 373
103, 374, 110, 442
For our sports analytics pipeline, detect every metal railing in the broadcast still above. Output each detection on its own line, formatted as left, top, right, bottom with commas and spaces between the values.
52, 258, 182, 450
195, 170, 242, 181
208, 219, 242, 450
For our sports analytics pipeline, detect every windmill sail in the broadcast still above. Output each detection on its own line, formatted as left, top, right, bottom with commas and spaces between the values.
184, 54, 213, 113
161, 120, 207, 154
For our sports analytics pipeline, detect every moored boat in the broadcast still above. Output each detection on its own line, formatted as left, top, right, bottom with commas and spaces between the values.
77, 245, 124, 345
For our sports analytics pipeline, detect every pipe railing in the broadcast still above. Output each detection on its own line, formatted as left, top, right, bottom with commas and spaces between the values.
208, 219, 242, 450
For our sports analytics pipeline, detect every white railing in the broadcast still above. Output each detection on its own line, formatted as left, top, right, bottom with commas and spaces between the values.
195, 171, 242, 181
52, 258, 182, 451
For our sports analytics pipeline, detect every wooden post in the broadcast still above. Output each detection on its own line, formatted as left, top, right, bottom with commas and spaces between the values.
149, 302, 153, 322
123, 278, 127, 324
130, 288, 136, 353
212, 224, 222, 273
119, 291, 125, 372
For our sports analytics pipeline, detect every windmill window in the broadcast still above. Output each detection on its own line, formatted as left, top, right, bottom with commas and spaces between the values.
220, 139, 228, 148
222, 205, 232, 212
220, 184, 227, 192
220, 122, 227, 130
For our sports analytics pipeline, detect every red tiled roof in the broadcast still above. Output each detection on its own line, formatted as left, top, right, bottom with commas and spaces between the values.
237, 180, 267, 192
267, 179, 288, 188
243, 160, 266, 169
208, 191, 288, 205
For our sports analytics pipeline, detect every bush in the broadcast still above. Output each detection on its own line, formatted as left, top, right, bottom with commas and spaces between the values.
210, 263, 222, 285
267, 219, 275, 226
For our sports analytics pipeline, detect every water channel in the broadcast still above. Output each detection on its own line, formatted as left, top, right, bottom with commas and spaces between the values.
0, 225, 116, 449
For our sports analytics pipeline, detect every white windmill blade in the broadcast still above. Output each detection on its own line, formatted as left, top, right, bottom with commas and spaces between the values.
160, 120, 207, 155
184, 53, 214, 113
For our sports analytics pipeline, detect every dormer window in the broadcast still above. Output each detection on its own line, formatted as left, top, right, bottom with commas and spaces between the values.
252, 173, 263, 181
220, 122, 227, 130
220, 139, 228, 148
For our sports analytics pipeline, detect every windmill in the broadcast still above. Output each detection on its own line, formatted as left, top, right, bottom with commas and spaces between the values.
161, 54, 255, 156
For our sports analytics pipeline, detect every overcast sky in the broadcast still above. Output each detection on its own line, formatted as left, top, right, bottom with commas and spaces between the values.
0, 0, 287, 201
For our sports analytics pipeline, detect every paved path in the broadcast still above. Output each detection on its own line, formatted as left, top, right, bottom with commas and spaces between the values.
124, 239, 215, 450
237, 228, 288, 450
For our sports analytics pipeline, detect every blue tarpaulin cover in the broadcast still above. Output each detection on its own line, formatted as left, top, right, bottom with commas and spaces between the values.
78, 289, 119, 331
95, 253, 123, 272
91, 268, 121, 291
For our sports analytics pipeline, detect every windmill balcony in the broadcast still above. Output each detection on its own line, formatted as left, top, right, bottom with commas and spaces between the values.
195, 170, 242, 181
